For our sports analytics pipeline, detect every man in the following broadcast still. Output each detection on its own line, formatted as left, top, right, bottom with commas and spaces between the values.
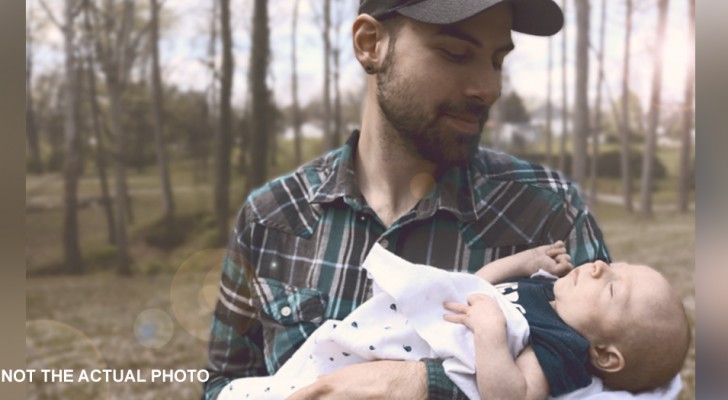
203, 0, 610, 399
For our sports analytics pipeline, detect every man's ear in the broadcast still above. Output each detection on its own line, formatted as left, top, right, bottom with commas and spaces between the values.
589, 344, 625, 373
352, 14, 387, 72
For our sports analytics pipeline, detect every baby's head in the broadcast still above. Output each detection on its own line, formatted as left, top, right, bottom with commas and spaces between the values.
552, 261, 691, 392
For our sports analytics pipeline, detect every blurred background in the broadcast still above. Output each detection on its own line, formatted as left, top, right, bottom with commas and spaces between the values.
25, 0, 695, 398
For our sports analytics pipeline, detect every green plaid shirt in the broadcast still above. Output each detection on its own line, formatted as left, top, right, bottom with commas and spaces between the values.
203, 131, 610, 399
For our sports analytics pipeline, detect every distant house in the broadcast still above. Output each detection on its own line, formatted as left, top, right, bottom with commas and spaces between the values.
528, 103, 571, 140
492, 122, 542, 151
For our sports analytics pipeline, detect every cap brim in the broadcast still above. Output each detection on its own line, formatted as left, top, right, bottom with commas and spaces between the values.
396, 0, 563, 36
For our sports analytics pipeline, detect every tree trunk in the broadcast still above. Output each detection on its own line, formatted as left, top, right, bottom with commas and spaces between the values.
291, 0, 303, 165
322, 0, 333, 150
150, 0, 176, 228
640, 0, 669, 217
26, 19, 43, 174
247, 0, 271, 191
108, 77, 132, 275
202, 0, 219, 183
85, 55, 117, 245
85, 0, 143, 274
572, 0, 589, 188
620, 0, 634, 213
546, 37, 553, 167
590, 0, 607, 204
559, 0, 568, 173
678, 0, 695, 213
215, 0, 234, 243
62, 0, 84, 274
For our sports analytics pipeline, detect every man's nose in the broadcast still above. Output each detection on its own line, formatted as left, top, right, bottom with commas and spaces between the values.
463, 67, 501, 105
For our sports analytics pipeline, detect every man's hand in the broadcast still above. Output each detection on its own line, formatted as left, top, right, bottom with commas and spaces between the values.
285, 360, 427, 400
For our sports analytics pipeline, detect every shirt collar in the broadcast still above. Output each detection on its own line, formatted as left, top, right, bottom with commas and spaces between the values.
309, 131, 363, 208
310, 130, 478, 222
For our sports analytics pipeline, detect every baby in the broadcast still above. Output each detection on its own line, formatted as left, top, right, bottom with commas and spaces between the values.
444, 241, 692, 398
218, 242, 690, 399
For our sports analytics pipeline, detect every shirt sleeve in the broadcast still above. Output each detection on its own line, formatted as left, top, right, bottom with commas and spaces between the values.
423, 359, 470, 400
203, 205, 268, 400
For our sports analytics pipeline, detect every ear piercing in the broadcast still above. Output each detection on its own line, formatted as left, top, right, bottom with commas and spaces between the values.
365, 65, 376, 74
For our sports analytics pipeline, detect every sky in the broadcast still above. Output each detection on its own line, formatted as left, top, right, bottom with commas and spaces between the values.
28, 0, 693, 115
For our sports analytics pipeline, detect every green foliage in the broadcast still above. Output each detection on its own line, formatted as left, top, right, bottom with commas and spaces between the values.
85, 244, 118, 267
165, 88, 212, 160
138, 213, 209, 250
138, 259, 165, 276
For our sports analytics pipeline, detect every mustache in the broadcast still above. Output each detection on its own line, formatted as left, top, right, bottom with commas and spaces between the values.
438, 101, 490, 124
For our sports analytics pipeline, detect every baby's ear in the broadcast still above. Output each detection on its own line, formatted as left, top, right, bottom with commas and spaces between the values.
589, 344, 625, 373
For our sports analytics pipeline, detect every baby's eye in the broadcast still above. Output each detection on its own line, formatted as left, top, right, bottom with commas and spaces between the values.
609, 282, 614, 297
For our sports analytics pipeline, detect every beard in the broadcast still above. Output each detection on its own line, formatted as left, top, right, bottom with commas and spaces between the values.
375, 42, 489, 167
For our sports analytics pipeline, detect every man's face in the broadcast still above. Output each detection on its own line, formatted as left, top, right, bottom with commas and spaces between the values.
375, 4, 514, 166
552, 261, 674, 343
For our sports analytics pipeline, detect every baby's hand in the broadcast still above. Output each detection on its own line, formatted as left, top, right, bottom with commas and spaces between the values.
444, 294, 505, 332
526, 240, 572, 277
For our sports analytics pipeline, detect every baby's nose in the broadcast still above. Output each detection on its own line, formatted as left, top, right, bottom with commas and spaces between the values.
591, 260, 609, 277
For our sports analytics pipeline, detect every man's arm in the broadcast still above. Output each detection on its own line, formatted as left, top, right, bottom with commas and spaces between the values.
203, 207, 268, 400
286, 360, 428, 400
445, 294, 549, 400
476, 241, 572, 284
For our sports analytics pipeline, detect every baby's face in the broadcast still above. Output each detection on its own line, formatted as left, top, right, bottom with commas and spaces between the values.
551, 261, 673, 342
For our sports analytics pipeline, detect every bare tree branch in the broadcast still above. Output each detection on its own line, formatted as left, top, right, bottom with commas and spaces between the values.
38, 0, 64, 30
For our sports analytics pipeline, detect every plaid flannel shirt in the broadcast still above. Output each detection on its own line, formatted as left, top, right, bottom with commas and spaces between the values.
203, 131, 610, 399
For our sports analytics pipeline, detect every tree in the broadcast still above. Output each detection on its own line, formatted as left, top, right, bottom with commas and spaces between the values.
88, 0, 148, 275
331, 0, 347, 151
290, 0, 303, 165
678, 0, 695, 213
26, 0, 43, 174
39, 0, 85, 274
589, 0, 607, 203
572, 0, 589, 188
82, 1, 116, 245
639, 0, 669, 217
321, 0, 334, 150
246, 0, 272, 191
559, 0, 569, 173
149, 0, 176, 229
215, 0, 234, 243
61, 0, 85, 274
620, 0, 634, 213
199, 0, 219, 182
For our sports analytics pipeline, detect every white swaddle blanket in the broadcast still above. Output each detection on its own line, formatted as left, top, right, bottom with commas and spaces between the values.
218, 244, 682, 400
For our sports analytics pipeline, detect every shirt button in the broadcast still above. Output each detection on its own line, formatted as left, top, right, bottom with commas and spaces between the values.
280, 306, 292, 317
379, 239, 389, 248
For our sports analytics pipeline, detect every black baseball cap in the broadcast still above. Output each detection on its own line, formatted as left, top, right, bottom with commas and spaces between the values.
359, 0, 564, 36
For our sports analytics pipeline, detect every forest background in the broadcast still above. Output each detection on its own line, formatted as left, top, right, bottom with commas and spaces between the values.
25, 0, 695, 398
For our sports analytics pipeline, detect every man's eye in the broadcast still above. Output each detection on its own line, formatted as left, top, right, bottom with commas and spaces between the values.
441, 49, 468, 62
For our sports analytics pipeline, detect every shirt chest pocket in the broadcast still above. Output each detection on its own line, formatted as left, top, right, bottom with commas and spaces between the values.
253, 278, 328, 371
253, 277, 327, 328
